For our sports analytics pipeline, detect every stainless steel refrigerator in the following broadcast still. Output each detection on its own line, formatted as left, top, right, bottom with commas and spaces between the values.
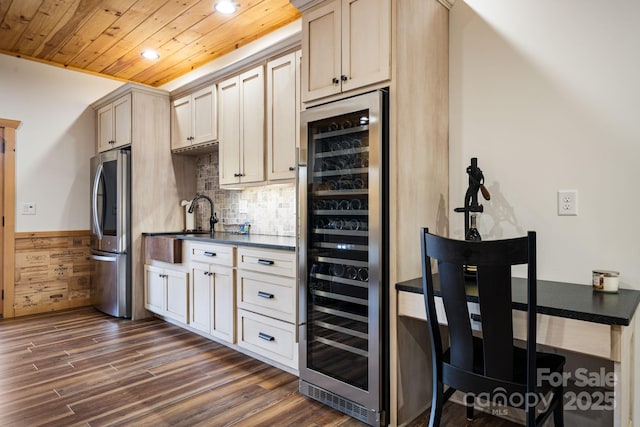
90, 149, 131, 318
298, 90, 389, 426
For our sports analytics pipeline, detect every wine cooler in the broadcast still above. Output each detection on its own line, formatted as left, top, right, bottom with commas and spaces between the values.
298, 90, 388, 426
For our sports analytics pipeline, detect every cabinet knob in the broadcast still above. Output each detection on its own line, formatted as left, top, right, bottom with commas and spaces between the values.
288, 166, 296, 171
332, 77, 339, 85
234, 173, 240, 177
341, 75, 348, 82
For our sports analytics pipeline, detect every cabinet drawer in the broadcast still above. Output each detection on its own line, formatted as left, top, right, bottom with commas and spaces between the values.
189, 242, 235, 266
237, 247, 296, 277
237, 270, 296, 323
237, 309, 297, 369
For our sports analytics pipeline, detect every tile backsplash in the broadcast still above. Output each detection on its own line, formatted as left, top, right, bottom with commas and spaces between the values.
192, 146, 296, 237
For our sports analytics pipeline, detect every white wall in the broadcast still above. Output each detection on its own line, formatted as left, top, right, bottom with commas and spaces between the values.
0, 19, 301, 234
0, 54, 122, 232
160, 19, 301, 92
450, 1, 640, 288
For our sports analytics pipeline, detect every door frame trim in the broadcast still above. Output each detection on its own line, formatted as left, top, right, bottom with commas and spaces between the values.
1, 118, 20, 318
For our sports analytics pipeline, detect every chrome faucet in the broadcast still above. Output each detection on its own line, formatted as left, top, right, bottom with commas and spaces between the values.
188, 194, 218, 232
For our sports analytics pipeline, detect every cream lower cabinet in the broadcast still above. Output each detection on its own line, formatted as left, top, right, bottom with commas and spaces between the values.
236, 247, 298, 370
187, 242, 236, 343
190, 261, 235, 343
144, 264, 188, 324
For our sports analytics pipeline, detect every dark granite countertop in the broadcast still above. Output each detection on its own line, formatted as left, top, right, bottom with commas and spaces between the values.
397, 276, 640, 327
142, 231, 296, 251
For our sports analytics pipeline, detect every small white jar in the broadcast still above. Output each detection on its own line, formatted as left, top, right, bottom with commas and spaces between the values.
592, 270, 620, 293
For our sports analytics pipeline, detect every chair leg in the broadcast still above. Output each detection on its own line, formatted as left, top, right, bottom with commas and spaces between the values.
525, 401, 536, 427
465, 393, 474, 421
553, 386, 564, 427
428, 380, 444, 427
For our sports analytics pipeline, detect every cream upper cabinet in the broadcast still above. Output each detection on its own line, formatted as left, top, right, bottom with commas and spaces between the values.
301, 0, 390, 103
171, 85, 217, 151
266, 51, 301, 182
97, 93, 131, 152
218, 65, 265, 186
218, 75, 241, 184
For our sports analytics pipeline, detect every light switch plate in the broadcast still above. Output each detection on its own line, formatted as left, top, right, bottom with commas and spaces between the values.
22, 202, 36, 215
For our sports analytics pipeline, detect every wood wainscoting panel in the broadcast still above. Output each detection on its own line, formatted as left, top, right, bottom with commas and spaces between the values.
13, 231, 91, 316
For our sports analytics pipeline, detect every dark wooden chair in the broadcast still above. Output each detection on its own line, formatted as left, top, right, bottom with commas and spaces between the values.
420, 228, 565, 427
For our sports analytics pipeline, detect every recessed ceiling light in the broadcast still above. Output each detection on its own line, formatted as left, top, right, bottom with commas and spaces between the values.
141, 49, 160, 60
215, 0, 238, 14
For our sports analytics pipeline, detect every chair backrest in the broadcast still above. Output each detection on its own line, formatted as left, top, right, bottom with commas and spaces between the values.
420, 228, 537, 391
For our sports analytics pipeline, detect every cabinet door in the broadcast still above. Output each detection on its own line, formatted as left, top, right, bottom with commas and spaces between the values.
341, 0, 390, 91
165, 268, 188, 324
302, 0, 341, 102
267, 52, 298, 181
218, 76, 241, 185
171, 94, 192, 150
212, 264, 235, 343
97, 104, 113, 152
144, 265, 165, 314
192, 85, 217, 145
112, 94, 132, 149
190, 262, 211, 333
239, 66, 265, 184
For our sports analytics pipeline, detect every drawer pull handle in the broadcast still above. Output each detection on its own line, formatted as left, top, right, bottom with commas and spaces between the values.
258, 259, 274, 265
470, 313, 482, 322
258, 291, 274, 299
258, 332, 275, 341
204, 251, 216, 257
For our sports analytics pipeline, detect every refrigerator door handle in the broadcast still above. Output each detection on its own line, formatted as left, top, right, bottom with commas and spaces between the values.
91, 254, 116, 262
297, 165, 308, 326
92, 162, 103, 240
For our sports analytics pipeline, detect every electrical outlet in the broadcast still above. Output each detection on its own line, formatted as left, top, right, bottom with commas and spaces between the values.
557, 190, 577, 216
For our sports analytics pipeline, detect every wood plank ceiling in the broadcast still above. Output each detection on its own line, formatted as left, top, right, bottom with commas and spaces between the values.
0, 0, 301, 87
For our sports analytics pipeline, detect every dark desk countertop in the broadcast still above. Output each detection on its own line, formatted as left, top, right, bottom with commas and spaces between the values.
142, 231, 296, 251
397, 276, 640, 327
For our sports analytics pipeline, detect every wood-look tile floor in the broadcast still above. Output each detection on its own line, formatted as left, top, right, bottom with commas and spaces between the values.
0, 307, 518, 427
0, 307, 365, 427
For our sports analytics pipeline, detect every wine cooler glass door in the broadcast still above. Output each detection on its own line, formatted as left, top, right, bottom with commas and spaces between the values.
299, 90, 384, 416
